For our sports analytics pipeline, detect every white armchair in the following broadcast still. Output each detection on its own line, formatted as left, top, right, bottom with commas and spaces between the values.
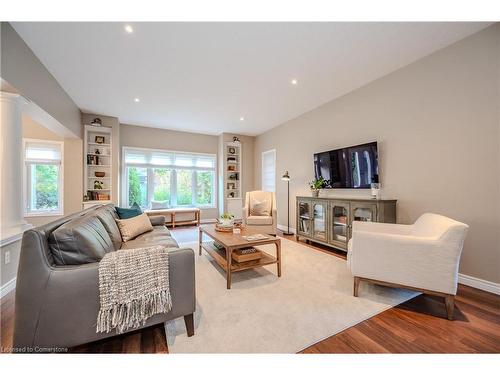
347, 213, 468, 320
242, 191, 277, 235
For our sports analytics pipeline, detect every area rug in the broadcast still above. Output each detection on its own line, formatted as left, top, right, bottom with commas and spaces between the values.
165, 237, 418, 353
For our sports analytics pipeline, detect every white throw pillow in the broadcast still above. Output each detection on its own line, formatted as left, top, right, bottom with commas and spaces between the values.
250, 198, 271, 216
115, 213, 153, 242
150, 200, 169, 210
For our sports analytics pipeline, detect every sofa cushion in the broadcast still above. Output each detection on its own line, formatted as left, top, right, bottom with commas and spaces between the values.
115, 213, 153, 242
49, 215, 114, 265
94, 205, 122, 249
150, 200, 169, 210
120, 227, 179, 249
246, 215, 273, 225
115, 202, 142, 219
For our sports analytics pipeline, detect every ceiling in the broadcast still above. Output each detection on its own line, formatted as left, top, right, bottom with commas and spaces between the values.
12, 22, 491, 136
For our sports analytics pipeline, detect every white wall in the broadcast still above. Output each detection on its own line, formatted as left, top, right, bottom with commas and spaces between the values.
254, 24, 500, 284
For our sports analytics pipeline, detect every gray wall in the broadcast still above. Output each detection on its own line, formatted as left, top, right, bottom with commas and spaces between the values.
1, 22, 81, 138
120, 124, 221, 220
254, 24, 500, 284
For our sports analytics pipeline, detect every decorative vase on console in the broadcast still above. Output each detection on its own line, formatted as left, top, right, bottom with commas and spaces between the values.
309, 176, 326, 198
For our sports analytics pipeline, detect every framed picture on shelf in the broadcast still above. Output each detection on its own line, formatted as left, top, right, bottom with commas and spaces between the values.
227, 182, 235, 190
95, 136, 105, 144
227, 165, 236, 171
228, 173, 239, 180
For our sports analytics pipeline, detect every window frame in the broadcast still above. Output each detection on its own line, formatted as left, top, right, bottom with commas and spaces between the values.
23, 138, 64, 217
122, 146, 217, 209
261, 149, 276, 193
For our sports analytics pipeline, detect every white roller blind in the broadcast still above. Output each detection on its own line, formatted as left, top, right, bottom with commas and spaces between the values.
261, 149, 276, 192
25, 141, 62, 164
123, 147, 215, 169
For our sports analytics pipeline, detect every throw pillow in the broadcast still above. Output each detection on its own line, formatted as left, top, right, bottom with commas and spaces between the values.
150, 200, 169, 210
250, 198, 271, 216
115, 213, 154, 242
116, 202, 143, 219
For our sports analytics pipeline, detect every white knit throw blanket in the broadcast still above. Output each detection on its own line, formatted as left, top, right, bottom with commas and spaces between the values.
96, 245, 172, 334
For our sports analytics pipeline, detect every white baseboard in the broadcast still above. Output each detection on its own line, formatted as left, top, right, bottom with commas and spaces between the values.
0, 278, 16, 299
458, 273, 500, 295
277, 224, 296, 234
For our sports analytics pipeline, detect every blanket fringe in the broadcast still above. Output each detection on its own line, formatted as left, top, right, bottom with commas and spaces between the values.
97, 290, 172, 334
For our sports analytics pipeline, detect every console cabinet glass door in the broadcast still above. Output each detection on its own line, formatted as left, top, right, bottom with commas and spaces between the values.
297, 200, 312, 236
312, 201, 328, 241
350, 202, 378, 225
329, 201, 350, 247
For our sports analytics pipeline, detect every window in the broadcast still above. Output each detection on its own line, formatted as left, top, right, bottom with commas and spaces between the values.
261, 149, 276, 192
123, 147, 216, 208
23, 139, 63, 216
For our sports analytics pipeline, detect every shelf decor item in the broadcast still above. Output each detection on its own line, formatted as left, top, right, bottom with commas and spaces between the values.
90, 117, 102, 126
281, 171, 293, 235
309, 176, 327, 198
94, 171, 105, 178
95, 136, 105, 144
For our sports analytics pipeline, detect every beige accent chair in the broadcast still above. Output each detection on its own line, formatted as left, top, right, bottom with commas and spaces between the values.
242, 191, 277, 235
347, 213, 468, 320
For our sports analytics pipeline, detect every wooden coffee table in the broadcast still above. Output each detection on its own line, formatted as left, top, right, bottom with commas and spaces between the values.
199, 224, 281, 289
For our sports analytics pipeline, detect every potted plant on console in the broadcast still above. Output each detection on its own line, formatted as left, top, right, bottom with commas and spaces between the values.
309, 176, 327, 198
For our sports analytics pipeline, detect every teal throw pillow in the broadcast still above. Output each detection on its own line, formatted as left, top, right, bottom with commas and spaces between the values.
115, 202, 143, 219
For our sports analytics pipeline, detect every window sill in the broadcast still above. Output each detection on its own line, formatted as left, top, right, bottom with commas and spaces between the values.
25, 212, 63, 218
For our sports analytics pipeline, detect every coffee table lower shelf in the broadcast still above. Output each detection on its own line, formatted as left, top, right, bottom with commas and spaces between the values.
201, 241, 278, 272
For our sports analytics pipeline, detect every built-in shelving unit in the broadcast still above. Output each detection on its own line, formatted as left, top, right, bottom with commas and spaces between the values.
83, 125, 112, 209
222, 141, 243, 220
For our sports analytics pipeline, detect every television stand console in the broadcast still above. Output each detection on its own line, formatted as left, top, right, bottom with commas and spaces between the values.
296, 196, 396, 252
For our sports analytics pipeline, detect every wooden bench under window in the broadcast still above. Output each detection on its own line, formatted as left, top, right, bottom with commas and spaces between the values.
145, 207, 201, 228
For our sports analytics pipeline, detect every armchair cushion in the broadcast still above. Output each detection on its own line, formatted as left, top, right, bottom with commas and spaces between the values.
246, 215, 273, 225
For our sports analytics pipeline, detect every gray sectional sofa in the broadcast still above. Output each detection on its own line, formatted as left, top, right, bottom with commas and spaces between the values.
13, 204, 195, 350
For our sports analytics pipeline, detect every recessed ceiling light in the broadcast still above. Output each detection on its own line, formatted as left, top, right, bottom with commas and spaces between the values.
134, 98, 140, 103
240, 117, 244, 121
291, 79, 298, 85
124, 25, 134, 33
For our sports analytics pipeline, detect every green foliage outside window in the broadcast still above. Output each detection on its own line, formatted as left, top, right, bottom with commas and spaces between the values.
33, 164, 59, 210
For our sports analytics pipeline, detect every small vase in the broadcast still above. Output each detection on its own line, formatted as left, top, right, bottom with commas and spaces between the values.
311, 190, 319, 198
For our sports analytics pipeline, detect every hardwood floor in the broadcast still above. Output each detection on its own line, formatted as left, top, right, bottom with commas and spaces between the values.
1, 226, 499, 353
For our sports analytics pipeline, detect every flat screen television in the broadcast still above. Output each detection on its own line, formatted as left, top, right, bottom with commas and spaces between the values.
313, 142, 378, 189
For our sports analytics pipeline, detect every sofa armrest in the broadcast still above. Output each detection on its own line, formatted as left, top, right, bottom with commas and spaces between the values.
149, 215, 166, 226
242, 207, 249, 225
351, 231, 460, 294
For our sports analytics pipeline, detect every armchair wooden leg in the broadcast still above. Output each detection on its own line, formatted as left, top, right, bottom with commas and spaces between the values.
445, 295, 455, 320
353, 277, 360, 297
184, 313, 195, 337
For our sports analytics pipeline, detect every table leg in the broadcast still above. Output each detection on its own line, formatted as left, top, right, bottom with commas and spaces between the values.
276, 240, 282, 277
197, 211, 201, 226
226, 247, 232, 289
198, 227, 202, 256
172, 212, 176, 228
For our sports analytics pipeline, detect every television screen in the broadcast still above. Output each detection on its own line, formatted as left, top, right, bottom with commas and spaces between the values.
314, 142, 378, 189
